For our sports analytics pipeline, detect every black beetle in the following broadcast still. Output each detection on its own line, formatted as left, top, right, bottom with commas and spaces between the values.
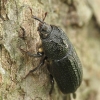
23, 14, 83, 97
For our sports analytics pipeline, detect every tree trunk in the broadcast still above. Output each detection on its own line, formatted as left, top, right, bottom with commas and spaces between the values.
0, 0, 100, 100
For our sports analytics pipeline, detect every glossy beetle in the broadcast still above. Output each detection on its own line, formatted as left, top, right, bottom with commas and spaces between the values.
23, 14, 83, 97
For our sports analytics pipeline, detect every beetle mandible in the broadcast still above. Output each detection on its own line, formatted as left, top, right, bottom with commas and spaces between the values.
24, 14, 83, 97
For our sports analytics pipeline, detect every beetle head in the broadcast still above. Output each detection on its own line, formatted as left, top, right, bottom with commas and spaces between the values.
33, 16, 52, 39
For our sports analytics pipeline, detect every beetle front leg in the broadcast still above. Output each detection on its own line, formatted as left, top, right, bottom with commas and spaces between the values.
19, 47, 44, 57
26, 51, 44, 57
27, 47, 44, 57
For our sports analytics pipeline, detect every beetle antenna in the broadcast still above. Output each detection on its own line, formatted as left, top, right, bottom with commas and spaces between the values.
33, 16, 44, 24
33, 12, 47, 24
43, 12, 47, 21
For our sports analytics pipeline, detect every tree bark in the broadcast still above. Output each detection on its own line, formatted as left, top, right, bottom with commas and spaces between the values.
0, 0, 100, 100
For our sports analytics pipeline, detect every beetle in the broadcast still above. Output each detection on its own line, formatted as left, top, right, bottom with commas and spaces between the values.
23, 14, 83, 97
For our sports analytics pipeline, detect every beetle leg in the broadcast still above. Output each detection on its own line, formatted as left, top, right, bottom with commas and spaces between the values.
19, 47, 44, 57
28, 47, 44, 57
27, 51, 44, 57
72, 92, 76, 99
24, 56, 47, 79
49, 74, 54, 95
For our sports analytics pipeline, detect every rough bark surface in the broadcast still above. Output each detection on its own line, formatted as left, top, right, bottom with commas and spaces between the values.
0, 0, 100, 100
